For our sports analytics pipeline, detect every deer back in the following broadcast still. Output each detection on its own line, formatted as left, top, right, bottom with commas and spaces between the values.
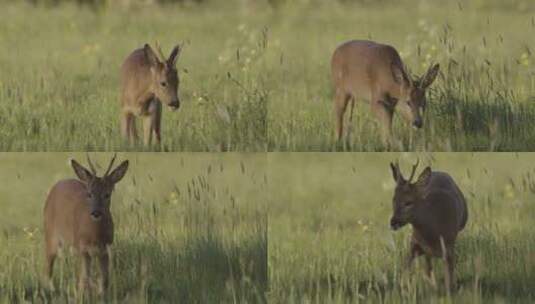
331, 40, 406, 101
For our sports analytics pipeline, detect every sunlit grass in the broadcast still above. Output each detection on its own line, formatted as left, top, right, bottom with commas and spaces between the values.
0, 2, 268, 151
267, 1, 535, 151
269, 153, 535, 303
0, 153, 267, 303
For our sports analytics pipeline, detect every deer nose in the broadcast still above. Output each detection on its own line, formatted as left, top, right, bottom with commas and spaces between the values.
90, 210, 103, 220
390, 217, 402, 230
413, 118, 423, 129
169, 98, 180, 111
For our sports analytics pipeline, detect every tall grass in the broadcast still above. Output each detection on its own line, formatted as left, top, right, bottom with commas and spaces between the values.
0, 2, 269, 151
269, 153, 535, 303
0, 153, 267, 303
2, 1, 535, 151
267, 1, 535, 151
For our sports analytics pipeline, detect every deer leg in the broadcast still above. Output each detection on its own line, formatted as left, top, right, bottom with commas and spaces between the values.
346, 98, 356, 142
371, 98, 394, 148
425, 254, 433, 278
445, 249, 456, 292
98, 249, 110, 295
129, 116, 138, 144
78, 252, 92, 293
334, 90, 350, 141
406, 241, 424, 269
120, 112, 130, 141
142, 115, 154, 146
423, 254, 438, 288
151, 101, 162, 145
46, 253, 56, 281
122, 112, 137, 144
45, 237, 58, 286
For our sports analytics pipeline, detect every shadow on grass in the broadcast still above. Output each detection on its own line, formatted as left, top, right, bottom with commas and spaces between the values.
279, 229, 535, 302
10, 233, 267, 303
428, 94, 535, 151
113, 234, 267, 303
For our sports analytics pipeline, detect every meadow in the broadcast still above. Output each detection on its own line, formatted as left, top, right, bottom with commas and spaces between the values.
0, 153, 267, 303
0, 0, 535, 151
0, 1, 269, 151
3, 1, 535, 151
267, 1, 535, 151
269, 153, 535, 303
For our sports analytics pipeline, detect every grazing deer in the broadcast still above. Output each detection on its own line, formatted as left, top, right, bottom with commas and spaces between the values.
120, 42, 182, 145
44, 155, 129, 294
389, 160, 468, 291
331, 40, 440, 145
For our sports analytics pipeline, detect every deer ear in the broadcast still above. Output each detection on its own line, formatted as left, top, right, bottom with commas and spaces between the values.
420, 63, 440, 88
391, 63, 411, 86
168, 44, 181, 67
71, 159, 93, 183
391, 64, 405, 85
108, 160, 129, 184
415, 167, 432, 187
144, 44, 161, 67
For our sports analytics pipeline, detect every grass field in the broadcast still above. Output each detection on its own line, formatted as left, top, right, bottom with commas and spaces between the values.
269, 153, 535, 303
267, 1, 535, 151
0, 2, 268, 151
3, 1, 535, 152
0, 153, 267, 303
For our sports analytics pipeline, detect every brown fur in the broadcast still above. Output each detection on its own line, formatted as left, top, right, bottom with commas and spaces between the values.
44, 155, 129, 294
331, 40, 440, 145
120, 43, 181, 145
389, 161, 468, 291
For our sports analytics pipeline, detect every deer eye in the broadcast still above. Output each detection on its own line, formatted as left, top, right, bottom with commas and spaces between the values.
160, 81, 167, 87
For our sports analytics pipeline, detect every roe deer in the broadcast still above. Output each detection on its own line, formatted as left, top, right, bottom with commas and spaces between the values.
389, 160, 467, 291
331, 40, 440, 145
44, 155, 129, 294
120, 42, 182, 145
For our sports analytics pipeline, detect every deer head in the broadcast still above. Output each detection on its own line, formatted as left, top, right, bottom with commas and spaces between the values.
70, 154, 129, 222
144, 42, 182, 110
391, 63, 440, 129
389, 160, 432, 230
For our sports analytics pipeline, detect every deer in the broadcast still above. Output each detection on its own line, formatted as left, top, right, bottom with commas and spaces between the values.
120, 42, 182, 146
388, 160, 468, 292
331, 40, 440, 145
44, 154, 129, 294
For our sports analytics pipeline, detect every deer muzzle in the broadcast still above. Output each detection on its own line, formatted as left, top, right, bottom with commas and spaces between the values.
168, 98, 180, 111
90, 210, 103, 221
390, 217, 406, 231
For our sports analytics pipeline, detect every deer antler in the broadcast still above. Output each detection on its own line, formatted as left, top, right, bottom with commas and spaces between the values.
86, 154, 97, 175
393, 161, 405, 183
154, 40, 166, 63
407, 159, 420, 183
104, 153, 117, 177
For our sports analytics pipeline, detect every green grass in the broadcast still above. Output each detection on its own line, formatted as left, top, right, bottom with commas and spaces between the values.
267, 1, 535, 151
269, 153, 535, 303
0, 2, 268, 151
2, 1, 535, 151
0, 153, 267, 303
